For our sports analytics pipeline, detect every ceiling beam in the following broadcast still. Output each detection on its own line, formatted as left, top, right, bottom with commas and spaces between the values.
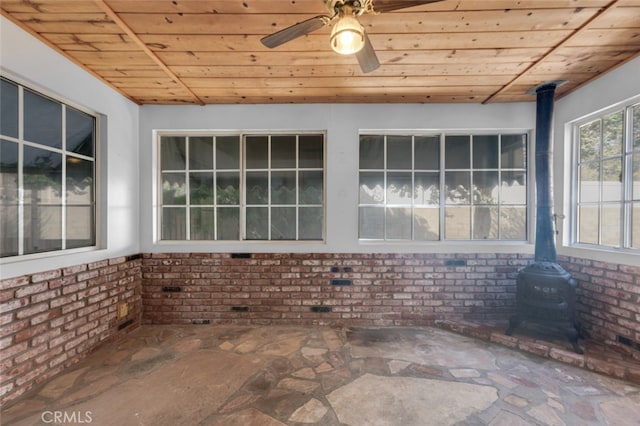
482, 0, 622, 104
94, 0, 205, 106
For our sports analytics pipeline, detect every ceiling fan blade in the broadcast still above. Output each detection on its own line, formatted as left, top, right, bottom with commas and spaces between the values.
372, 0, 444, 13
261, 16, 328, 48
356, 32, 380, 73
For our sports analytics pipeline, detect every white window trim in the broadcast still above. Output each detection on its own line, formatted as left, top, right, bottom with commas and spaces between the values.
0, 73, 103, 264
154, 130, 327, 244
357, 130, 532, 242
568, 95, 640, 254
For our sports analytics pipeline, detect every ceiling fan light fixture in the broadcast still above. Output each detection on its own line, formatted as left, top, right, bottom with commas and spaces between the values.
330, 15, 365, 55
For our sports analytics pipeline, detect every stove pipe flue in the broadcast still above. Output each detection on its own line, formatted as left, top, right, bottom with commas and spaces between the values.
533, 82, 558, 262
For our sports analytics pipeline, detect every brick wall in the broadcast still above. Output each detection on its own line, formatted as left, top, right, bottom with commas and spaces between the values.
141, 253, 529, 326
0, 255, 143, 405
561, 256, 640, 360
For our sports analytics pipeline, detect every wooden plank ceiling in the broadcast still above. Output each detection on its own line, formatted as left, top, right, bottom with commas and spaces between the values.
2, 0, 640, 105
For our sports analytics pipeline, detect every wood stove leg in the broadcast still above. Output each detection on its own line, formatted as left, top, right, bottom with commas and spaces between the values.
505, 316, 521, 336
568, 326, 583, 355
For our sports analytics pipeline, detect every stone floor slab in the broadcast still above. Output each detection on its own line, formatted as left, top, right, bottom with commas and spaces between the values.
288, 398, 328, 423
38, 367, 88, 399
599, 393, 640, 425
326, 373, 498, 426
348, 328, 497, 370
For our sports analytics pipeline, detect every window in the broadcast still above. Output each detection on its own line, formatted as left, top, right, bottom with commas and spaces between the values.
0, 77, 97, 258
573, 100, 640, 250
358, 133, 528, 241
159, 133, 324, 241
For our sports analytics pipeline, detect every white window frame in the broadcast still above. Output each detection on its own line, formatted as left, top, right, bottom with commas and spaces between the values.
570, 96, 640, 252
156, 131, 326, 242
358, 131, 530, 242
0, 75, 101, 262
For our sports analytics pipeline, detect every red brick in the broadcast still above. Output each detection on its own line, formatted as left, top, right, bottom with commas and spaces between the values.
490, 332, 519, 348
47, 331, 76, 349
62, 264, 87, 275
14, 343, 49, 364
30, 287, 62, 304
62, 282, 88, 295
0, 298, 29, 314
0, 342, 29, 366
31, 269, 62, 283
35, 345, 64, 365
549, 348, 585, 368
15, 303, 49, 320
4, 361, 33, 381
16, 324, 48, 344
49, 353, 69, 369
64, 334, 88, 352
14, 282, 49, 298
0, 289, 15, 303
585, 357, 626, 379
87, 260, 109, 270
77, 269, 100, 282
61, 300, 86, 315
48, 275, 77, 289
517, 340, 550, 357
0, 275, 31, 289
627, 367, 640, 385
16, 364, 48, 387
0, 313, 13, 327
0, 319, 30, 337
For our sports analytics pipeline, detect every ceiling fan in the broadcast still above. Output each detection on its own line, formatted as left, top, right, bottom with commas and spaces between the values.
260, 0, 444, 73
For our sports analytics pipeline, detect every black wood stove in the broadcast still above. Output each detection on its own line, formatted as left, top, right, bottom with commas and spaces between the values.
506, 261, 581, 353
505, 82, 582, 354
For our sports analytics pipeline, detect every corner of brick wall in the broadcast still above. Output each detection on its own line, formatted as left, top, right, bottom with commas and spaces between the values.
0, 255, 143, 405
141, 252, 530, 327
560, 256, 640, 361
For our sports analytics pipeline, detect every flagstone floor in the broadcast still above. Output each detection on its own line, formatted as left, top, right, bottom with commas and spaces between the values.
2, 325, 640, 425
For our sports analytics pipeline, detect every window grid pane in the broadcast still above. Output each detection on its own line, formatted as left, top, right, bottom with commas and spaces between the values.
0, 78, 96, 258
244, 134, 324, 241
359, 133, 527, 241
574, 102, 638, 250
158, 133, 324, 241
1, 139, 19, 256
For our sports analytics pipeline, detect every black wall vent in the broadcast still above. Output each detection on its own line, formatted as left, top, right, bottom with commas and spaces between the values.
192, 319, 211, 325
118, 319, 134, 330
330, 266, 354, 273
444, 259, 467, 267
310, 306, 332, 313
231, 306, 250, 312
331, 279, 352, 286
231, 253, 252, 259
616, 335, 640, 350
162, 286, 182, 292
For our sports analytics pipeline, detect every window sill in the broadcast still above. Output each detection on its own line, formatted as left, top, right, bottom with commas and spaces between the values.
559, 244, 639, 268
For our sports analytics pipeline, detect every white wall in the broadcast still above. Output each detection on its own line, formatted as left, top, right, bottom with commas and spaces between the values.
554, 56, 640, 266
139, 102, 536, 254
0, 17, 140, 278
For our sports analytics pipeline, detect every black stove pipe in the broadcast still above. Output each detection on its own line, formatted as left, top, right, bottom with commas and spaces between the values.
533, 82, 558, 262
